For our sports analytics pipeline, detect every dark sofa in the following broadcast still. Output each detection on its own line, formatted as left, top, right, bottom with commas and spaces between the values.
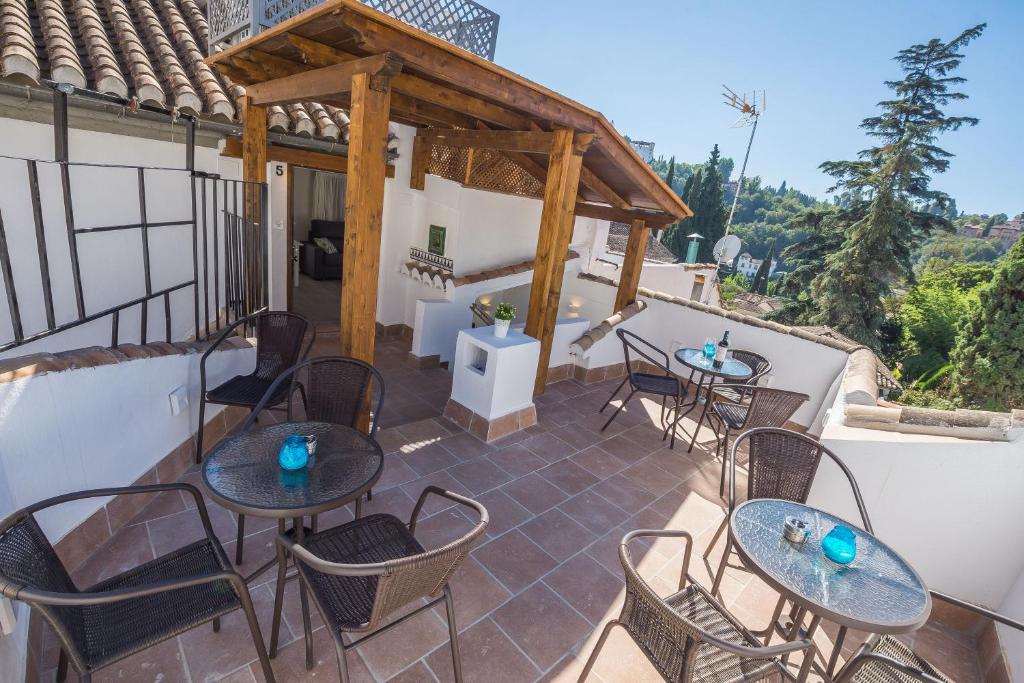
300, 219, 344, 280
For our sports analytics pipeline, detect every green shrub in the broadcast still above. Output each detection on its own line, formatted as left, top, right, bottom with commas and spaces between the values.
494, 302, 516, 321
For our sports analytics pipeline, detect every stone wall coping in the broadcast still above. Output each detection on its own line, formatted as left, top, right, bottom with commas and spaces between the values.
0, 336, 255, 385
845, 404, 1023, 442
572, 300, 648, 351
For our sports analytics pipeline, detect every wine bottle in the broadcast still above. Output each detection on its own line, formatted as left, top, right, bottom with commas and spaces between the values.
713, 331, 730, 369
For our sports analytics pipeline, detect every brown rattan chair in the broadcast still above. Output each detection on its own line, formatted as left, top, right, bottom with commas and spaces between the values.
270, 486, 488, 682
705, 385, 809, 496
836, 592, 1024, 683
196, 310, 313, 463
578, 528, 817, 683
0, 484, 275, 683
712, 350, 772, 404
704, 428, 873, 665
600, 329, 688, 448
231, 356, 386, 564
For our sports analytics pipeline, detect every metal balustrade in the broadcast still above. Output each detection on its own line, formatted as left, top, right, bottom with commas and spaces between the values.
409, 246, 454, 272
208, 0, 499, 60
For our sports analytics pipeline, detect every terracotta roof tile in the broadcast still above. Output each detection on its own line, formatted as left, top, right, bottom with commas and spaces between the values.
0, 0, 348, 139
0, 0, 39, 81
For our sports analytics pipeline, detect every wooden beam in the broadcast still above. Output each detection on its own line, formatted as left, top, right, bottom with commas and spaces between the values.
417, 129, 555, 154
221, 138, 395, 177
283, 33, 531, 130
410, 135, 429, 190
613, 219, 650, 313
580, 166, 629, 210
525, 128, 584, 395
573, 202, 677, 228
340, 70, 393, 365
245, 53, 403, 107
240, 96, 267, 222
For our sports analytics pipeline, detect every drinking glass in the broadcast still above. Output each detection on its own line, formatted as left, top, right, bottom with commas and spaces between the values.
702, 337, 716, 361
278, 435, 309, 471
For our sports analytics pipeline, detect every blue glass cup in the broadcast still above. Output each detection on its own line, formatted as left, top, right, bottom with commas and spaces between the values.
703, 338, 716, 361
821, 525, 857, 564
278, 435, 309, 471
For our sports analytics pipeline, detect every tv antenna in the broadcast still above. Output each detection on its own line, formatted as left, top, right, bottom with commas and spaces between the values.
722, 86, 765, 241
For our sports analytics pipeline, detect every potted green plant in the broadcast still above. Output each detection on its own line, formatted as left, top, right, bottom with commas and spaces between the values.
493, 302, 516, 338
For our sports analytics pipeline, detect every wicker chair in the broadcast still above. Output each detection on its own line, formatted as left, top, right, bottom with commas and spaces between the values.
705, 385, 809, 496
232, 356, 386, 564
712, 350, 771, 404
704, 428, 872, 668
836, 592, 1024, 683
0, 484, 275, 683
270, 486, 488, 682
196, 311, 313, 463
578, 528, 816, 683
600, 329, 688, 448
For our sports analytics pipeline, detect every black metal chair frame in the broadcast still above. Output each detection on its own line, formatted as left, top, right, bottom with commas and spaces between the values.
196, 310, 314, 463
704, 385, 809, 497
271, 487, 488, 682
705, 427, 873, 676
0, 484, 275, 683
836, 591, 1024, 683
712, 350, 772, 404
578, 528, 817, 683
231, 356, 387, 565
599, 328, 688, 448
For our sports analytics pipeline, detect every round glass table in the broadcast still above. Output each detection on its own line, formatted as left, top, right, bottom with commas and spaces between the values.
730, 499, 931, 677
203, 421, 384, 520
671, 348, 753, 452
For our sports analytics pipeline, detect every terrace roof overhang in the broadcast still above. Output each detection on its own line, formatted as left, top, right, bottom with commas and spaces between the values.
203, 0, 691, 226
205, 0, 690, 393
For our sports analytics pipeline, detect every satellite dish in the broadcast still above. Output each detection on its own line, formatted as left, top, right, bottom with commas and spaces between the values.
713, 235, 741, 264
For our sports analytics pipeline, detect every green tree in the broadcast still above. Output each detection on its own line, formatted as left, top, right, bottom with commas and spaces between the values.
751, 239, 776, 294
662, 171, 698, 257
981, 212, 1008, 237
665, 155, 676, 193
777, 180, 788, 196
680, 145, 728, 263
806, 24, 986, 348
766, 209, 845, 324
950, 236, 1024, 411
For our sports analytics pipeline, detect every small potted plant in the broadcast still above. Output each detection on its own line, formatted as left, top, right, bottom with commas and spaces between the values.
493, 302, 515, 338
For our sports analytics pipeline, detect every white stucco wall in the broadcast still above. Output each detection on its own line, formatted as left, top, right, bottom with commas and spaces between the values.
589, 258, 721, 307
999, 571, 1024, 680
0, 117, 246, 358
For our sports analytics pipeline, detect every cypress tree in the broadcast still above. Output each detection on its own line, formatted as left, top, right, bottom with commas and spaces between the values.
665, 155, 676, 192
777, 180, 788, 196
752, 239, 776, 294
666, 172, 699, 258
950, 236, 1024, 411
677, 145, 727, 264
808, 24, 985, 347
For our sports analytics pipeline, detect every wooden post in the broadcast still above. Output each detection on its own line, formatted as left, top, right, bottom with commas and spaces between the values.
410, 135, 428, 191
524, 128, 585, 394
339, 71, 393, 364
240, 96, 268, 220
613, 218, 650, 313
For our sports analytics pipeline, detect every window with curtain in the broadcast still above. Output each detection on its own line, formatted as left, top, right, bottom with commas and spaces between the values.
311, 171, 346, 222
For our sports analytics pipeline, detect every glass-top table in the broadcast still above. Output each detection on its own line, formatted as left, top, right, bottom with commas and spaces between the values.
669, 348, 754, 452
203, 421, 383, 519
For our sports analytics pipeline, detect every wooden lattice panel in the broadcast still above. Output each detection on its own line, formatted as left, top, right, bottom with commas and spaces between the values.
427, 145, 544, 199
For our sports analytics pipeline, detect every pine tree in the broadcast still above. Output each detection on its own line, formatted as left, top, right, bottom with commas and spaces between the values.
777, 180, 788, 196
950, 236, 1024, 410
752, 239, 776, 294
807, 24, 985, 348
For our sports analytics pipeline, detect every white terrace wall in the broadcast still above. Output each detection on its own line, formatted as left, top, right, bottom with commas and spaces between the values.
589, 259, 722, 307
564, 275, 850, 430
812, 380, 1024, 612
0, 117, 246, 359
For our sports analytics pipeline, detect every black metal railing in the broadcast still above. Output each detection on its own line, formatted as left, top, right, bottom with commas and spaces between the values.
0, 156, 268, 355
409, 246, 453, 273
209, 0, 500, 60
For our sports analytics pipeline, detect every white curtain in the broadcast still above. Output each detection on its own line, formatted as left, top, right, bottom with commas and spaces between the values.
311, 172, 345, 222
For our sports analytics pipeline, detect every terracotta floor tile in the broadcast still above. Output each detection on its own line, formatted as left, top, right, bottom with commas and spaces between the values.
400, 471, 473, 517
491, 583, 591, 671
146, 504, 237, 557
425, 618, 540, 683
51, 633, 188, 682
572, 411, 629, 438
374, 456, 420, 493
71, 523, 155, 588
500, 473, 569, 515
438, 432, 494, 461
386, 661, 436, 682
249, 624, 374, 683
582, 619, 664, 683
473, 488, 533, 538
447, 457, 514, 494
127, 488, 189, 525
558, 490, 630, 536
589, 474, 657, 515
519, 509, 596, 562
549, 423, 604, 451
537, 460, 599, 496
412, 508, 476, 550
400, 442, 461, 476
569, 446, 628, 481
374, 428, 409, 454
598, 432, 658, 464
396, 418, 455, 446
350, 602, 452, 681
620, 457, 683, 497
473, 530, 558, 593
487, 443, 548, 478
439, 555, 512, 629
521, 432, 578, 463
544, 554, 624, 625
358, 485, 417, 522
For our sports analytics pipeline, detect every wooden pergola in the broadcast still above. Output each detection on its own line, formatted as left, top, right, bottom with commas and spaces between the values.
205, 0, 691, 392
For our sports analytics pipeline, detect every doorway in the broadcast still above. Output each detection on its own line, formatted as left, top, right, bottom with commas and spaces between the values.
289, 167, 346, 333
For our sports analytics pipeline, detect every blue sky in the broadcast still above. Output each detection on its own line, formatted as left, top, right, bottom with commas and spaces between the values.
483, 0, 1022, 216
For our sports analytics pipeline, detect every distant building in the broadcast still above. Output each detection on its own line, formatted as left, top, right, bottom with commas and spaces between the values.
735, 252, 778, 278
628, 140, 656, 164
958, 217, 1023, 250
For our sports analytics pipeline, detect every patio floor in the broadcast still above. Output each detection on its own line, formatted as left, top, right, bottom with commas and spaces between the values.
36, 334, 986, 682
